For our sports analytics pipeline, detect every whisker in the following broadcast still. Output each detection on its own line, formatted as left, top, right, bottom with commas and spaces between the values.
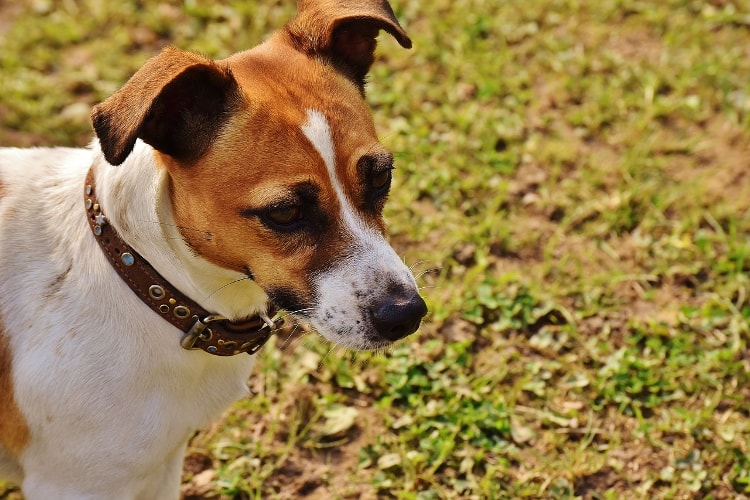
137, 220, 213, 240
409, 260, 427, 272
203, 275, 254, 302
281, 307, 315, 315
318, 342, 337, 369
278, 308, 315, 322
279, 324, 303, 350
415, 267, 442, 281
138, 220, 240, 270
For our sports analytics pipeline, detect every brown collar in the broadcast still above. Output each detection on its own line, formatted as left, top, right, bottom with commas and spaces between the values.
83, 168, 281, 356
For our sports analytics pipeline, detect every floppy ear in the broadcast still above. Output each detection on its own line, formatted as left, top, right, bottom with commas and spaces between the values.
91, 46, 243, 166
285, 0, 412, 89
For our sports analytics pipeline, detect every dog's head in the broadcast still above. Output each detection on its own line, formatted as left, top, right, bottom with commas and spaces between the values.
91, 0, 426, 350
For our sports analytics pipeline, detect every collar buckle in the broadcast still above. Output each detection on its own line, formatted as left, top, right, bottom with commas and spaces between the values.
180, 314, 226, 350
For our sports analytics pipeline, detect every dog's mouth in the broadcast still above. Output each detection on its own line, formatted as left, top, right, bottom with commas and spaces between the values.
265, 287, 311, 317
265, 284, 427, 351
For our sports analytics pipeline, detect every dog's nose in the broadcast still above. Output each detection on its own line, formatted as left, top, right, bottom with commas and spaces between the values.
372, 289, 428, 341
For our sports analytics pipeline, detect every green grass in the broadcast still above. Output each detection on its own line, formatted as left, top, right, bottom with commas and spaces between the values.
2, 0, 750, 498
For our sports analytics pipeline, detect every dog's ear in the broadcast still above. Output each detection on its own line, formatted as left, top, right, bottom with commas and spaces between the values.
285, 0, 411, 90
91, 46, 242, 166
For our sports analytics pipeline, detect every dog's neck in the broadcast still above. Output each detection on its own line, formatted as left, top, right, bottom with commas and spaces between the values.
90, 139, 270, 321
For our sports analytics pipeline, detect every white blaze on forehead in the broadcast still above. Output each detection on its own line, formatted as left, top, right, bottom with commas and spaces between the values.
301, 109, 336, 184
299, 107, 411, 267
300, 108, 365, 236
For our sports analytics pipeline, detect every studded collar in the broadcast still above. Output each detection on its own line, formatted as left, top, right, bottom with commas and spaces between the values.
83, 168, 282, 356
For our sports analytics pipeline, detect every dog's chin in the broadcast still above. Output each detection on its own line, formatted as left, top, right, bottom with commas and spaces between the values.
324, 332, 398, 352
286, 313, 399, 351
318, 332, 399, 352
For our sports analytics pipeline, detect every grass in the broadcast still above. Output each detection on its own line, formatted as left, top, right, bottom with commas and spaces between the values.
2, 0, 750, 498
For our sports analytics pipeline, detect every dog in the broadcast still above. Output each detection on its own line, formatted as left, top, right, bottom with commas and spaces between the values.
0, 0, 426, 497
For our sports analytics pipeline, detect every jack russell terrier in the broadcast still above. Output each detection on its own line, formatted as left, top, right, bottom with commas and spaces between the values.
0, 0, 426, 497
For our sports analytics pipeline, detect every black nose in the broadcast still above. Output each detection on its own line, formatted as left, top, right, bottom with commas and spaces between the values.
371, 290, 428, 341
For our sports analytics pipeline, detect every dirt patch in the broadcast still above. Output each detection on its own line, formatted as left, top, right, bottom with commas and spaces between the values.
264, 445, 370, 499
0, 2, 22, 37
606, 25, 664, 67
575, 467, 629, 497
664, 116, 750, 212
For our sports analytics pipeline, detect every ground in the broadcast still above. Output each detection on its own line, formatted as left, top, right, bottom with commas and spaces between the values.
1, 0, 749, 498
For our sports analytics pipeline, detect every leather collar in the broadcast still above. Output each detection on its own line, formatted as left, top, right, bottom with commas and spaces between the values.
83, 168, 282, 356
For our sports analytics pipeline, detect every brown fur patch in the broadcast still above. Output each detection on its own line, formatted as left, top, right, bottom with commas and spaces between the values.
0, 322, 30, 458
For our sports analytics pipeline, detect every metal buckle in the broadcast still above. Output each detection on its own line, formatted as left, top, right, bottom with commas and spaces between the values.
243, 315, 284, 355
180, 314, 226, 350
181, 311, 284, 354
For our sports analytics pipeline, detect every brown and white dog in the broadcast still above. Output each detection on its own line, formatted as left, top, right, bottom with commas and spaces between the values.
0, 1, 426, 497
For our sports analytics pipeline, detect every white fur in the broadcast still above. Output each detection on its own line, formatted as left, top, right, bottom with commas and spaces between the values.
300, 109, 419, 350
0, 143, 258, 498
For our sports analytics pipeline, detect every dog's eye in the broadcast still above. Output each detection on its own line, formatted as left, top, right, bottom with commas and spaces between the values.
265, 205, 302, 227
357, 153, 394, 211
370, 168, 392, 191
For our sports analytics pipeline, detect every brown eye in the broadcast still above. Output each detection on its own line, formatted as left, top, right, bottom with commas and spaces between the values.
266, 205, 301, 226
371, 169, 392, 190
